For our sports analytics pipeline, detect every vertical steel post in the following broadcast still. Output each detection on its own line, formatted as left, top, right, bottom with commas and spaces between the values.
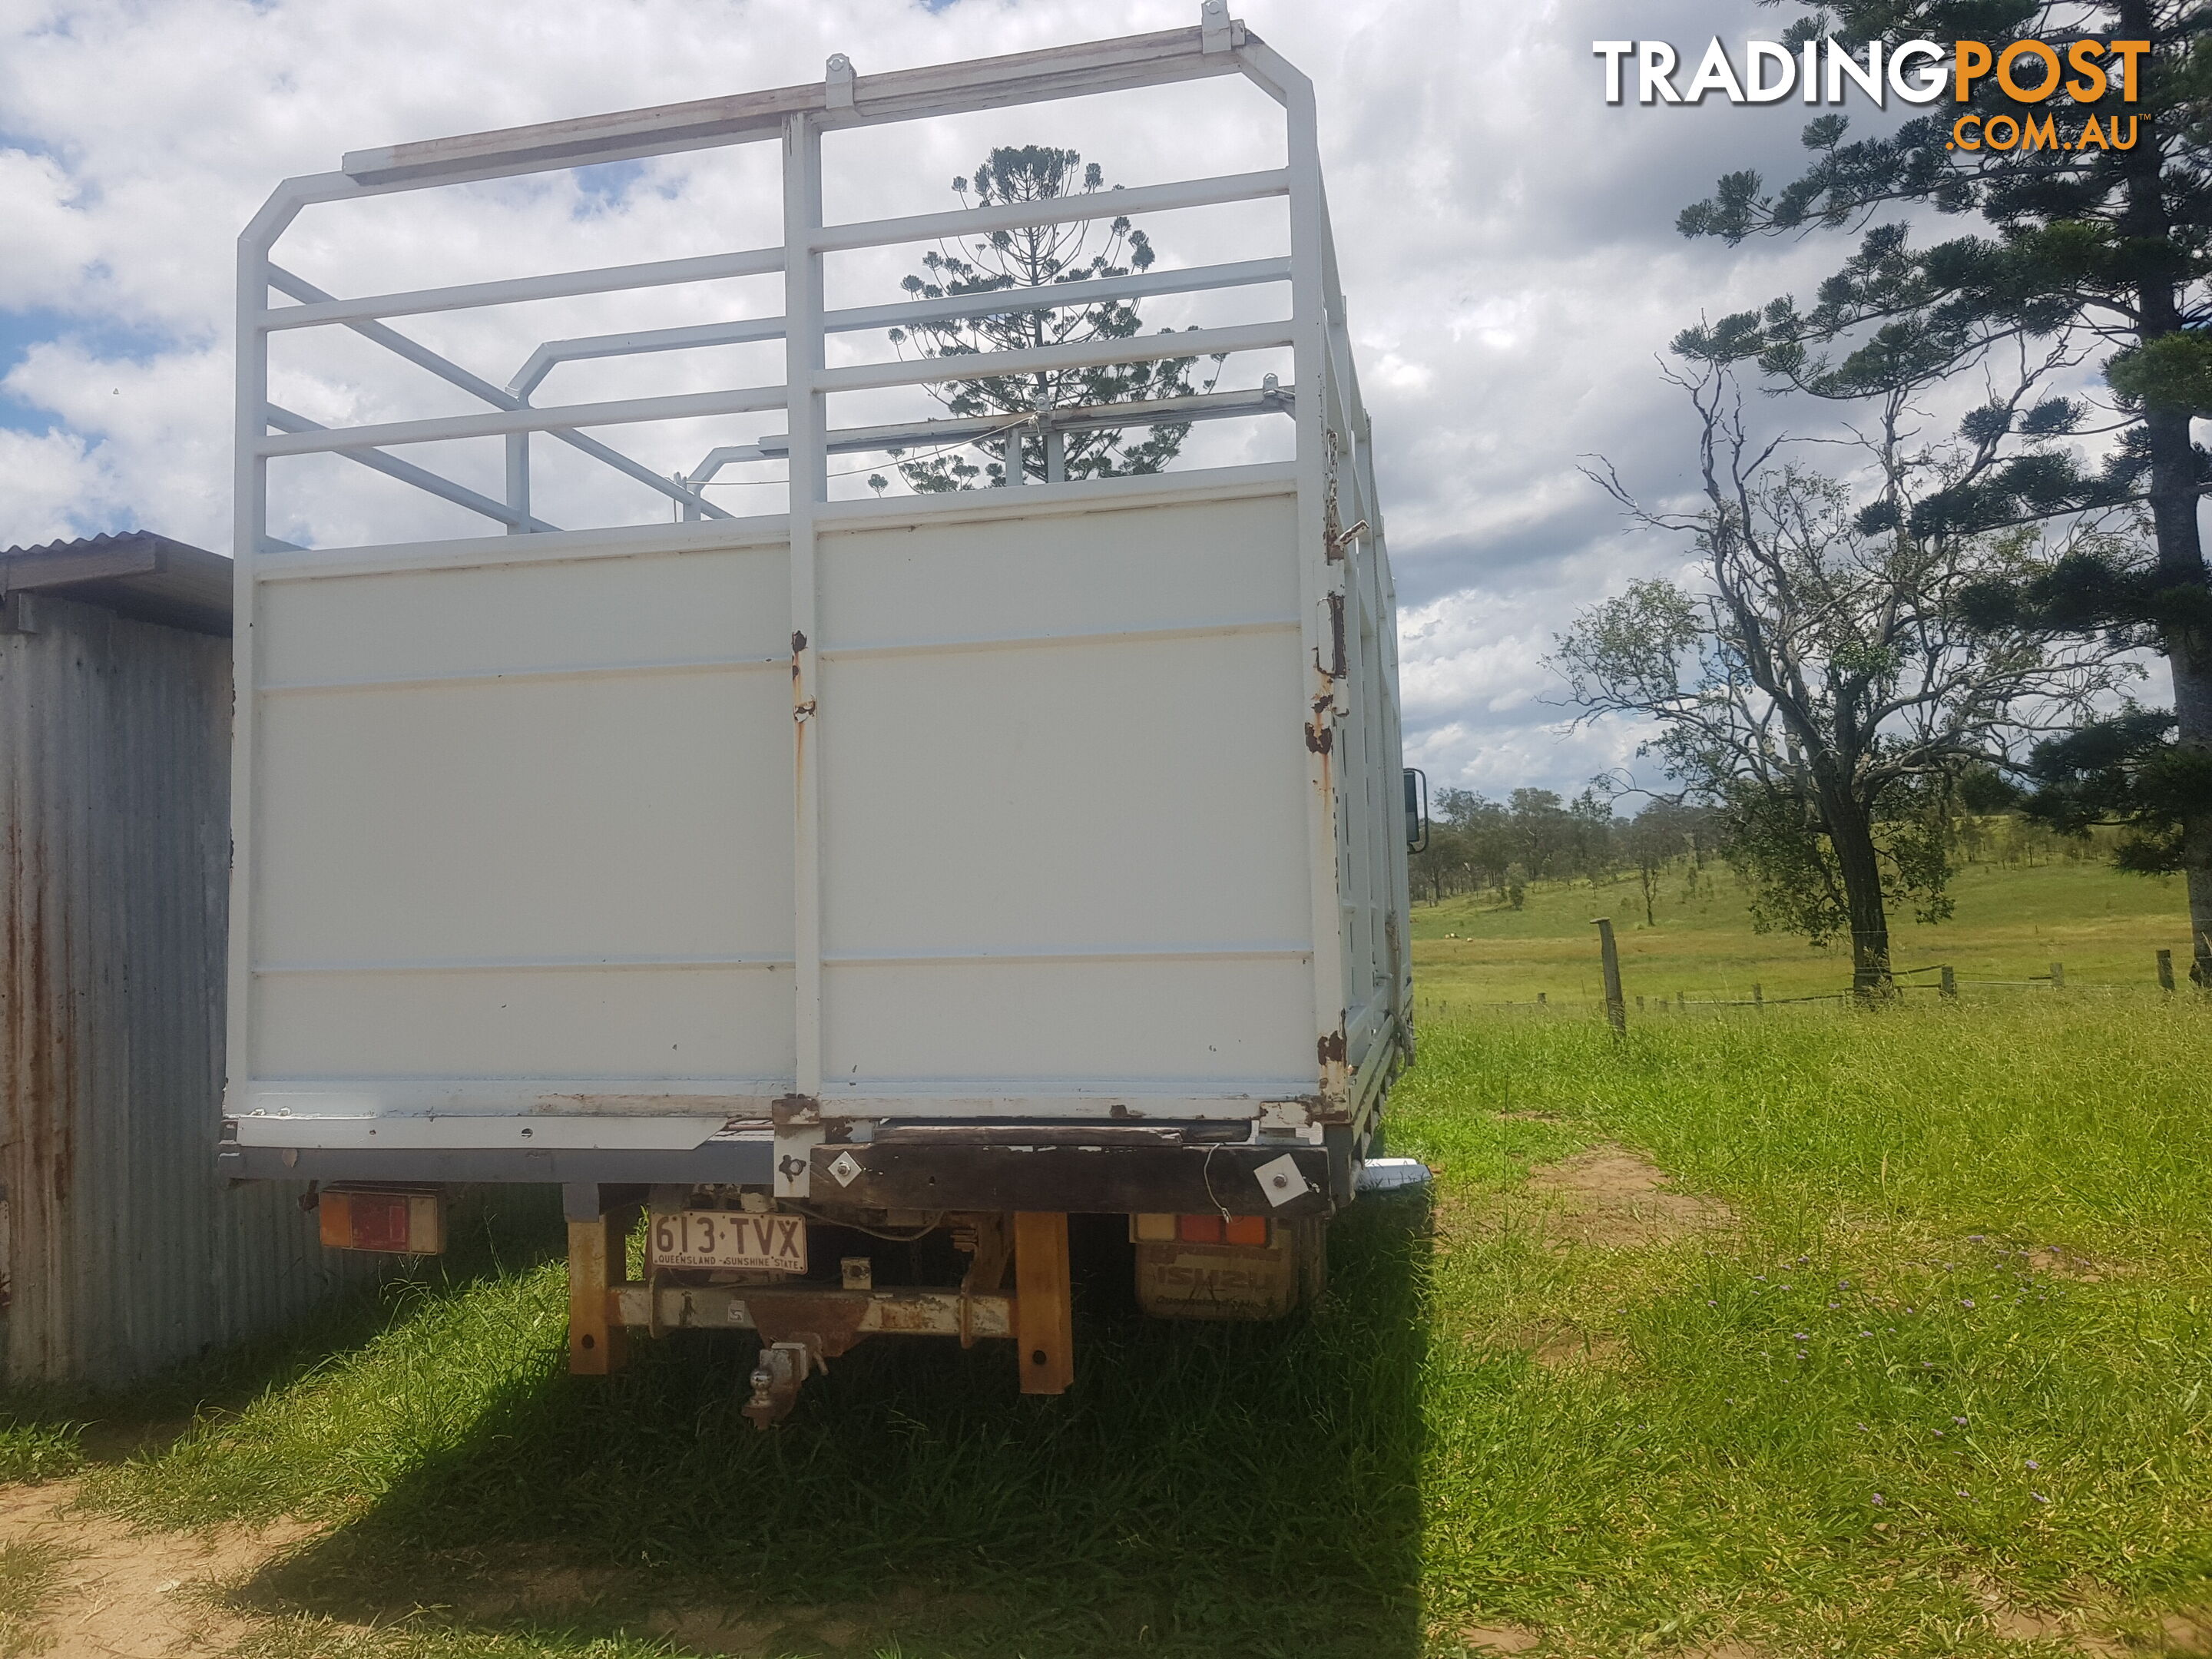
1277, 58, 1348, 1108
227, 189, 304, 1125
2158, 948, 2175, 992
779, 106, 829, 1199
1752, 982, 1763, 1011
504, 431, 530, 533
1941, 964, 1957, 998
2049, 960, 2065, 990
1592, 918, 1625, 1037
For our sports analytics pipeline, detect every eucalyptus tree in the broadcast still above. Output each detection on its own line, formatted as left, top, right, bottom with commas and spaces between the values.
1560, 359, 2135, 994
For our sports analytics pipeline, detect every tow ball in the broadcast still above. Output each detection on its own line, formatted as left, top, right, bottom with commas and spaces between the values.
743, 1339, 826, 1429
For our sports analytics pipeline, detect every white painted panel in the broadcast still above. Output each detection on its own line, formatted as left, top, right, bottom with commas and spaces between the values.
258, 541, 789, 687
253, 966, 795, 1081
818, 628, 1309, 955
255, 670, 791, 965
820, 957, 1313, 1089
819, 491, 1296, 647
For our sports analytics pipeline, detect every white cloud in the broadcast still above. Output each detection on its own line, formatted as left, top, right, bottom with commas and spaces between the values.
0, 0, 2001, 791
0, 426, 123, 545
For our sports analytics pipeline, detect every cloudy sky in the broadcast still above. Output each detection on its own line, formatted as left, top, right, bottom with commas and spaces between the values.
1, 0, 1954, 799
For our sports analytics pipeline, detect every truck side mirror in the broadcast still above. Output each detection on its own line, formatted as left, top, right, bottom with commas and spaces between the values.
1403, 767, 1429, 853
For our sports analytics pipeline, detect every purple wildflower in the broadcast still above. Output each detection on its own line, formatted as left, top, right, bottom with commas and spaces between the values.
2025, 1459, 2038, 1470
2031, 1492, 2049, 1504
1961, 1298, 1975, 1309
1872, 1493, 1885, 1505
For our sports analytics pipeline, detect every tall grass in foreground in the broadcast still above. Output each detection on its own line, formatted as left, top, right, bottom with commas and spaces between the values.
1394, 995, 2212, 1654
12, 997, 2210, 1657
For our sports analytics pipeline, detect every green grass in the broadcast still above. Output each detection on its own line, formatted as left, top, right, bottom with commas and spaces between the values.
69, 1200, 1430, 1658
6, 995, 2210, 1656
1390, 995, 2212, 1654
0, 1540, 66, 1657
1413, 847, 2192, 1006
0, 1422, 79, 1487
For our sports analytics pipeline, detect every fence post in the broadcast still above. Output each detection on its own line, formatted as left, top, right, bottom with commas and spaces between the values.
1677, 990, 1686, 1011
1940, 965, 1956, 999
2050, 960, 2065, 990
1537, 992, 1547, 1005
1752, 983, 1763, 1011
1636, 994, 1645, 1011
2158, 949, 2175, 993
1592, 917, 1627, 1038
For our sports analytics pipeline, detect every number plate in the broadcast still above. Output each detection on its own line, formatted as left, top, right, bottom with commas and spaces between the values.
648, 1210, 807, 1273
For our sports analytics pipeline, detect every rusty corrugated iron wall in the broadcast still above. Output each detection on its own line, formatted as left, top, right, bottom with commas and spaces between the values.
1, 585, 363, 1386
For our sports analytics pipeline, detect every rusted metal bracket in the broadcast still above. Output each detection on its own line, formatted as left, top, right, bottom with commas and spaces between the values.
566, 1206, 632, 1376
1311, 590, 1346, 679
1013, 1211, 1075, 1395
610, 1280, 1015, 1339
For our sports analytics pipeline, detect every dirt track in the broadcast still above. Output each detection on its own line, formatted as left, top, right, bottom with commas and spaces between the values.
0, 1479, 308, 1657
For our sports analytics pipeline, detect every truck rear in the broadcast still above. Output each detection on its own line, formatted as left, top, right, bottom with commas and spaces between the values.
219, 6, 1412, 1419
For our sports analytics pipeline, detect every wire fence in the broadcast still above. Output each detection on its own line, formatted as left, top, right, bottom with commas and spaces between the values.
1417, 952, 2200, 1019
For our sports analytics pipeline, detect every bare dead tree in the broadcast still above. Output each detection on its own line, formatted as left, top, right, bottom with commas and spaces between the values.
1558, 358, 2139, 995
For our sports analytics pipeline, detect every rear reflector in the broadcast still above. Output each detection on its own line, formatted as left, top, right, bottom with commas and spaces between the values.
1132, 1214, 1272, 1247
320, 1184, 445, 1254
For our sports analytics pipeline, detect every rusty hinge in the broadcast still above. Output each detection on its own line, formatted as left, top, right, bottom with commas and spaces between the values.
1312, 591, 1346, 680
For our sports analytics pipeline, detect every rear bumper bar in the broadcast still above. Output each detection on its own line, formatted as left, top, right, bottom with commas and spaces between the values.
809, 1137, 1344, 1217
220, 1129, 1351, 1215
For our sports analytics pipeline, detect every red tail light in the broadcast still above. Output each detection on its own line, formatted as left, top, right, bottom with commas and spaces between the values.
320, 1185, 445, 1254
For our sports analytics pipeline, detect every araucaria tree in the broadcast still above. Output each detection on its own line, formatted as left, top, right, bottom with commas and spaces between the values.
1674, 0, 2212, 975
884, 146, 1219, 492
1560, 361, 2134, 994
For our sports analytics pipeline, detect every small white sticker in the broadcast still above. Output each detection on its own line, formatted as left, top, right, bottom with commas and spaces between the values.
1253, 1151, 1310, 1208
827, 1150, 863, 1187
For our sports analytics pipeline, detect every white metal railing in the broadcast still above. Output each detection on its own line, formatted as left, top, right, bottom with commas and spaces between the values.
234, 12, 1325, 548
230, 1, 1405, 1147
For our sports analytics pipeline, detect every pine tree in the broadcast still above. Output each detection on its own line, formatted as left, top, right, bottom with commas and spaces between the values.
1675, 2, 2212, 977
884, 146, 1221, 492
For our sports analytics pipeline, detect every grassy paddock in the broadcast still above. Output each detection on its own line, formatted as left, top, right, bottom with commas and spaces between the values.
1392, 995, 2212, 1654
1412, 853, 2193, 1006
2, 998, 2206, 1656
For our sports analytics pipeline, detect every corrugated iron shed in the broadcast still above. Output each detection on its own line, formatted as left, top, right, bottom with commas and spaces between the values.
1, 531, 364, 1387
